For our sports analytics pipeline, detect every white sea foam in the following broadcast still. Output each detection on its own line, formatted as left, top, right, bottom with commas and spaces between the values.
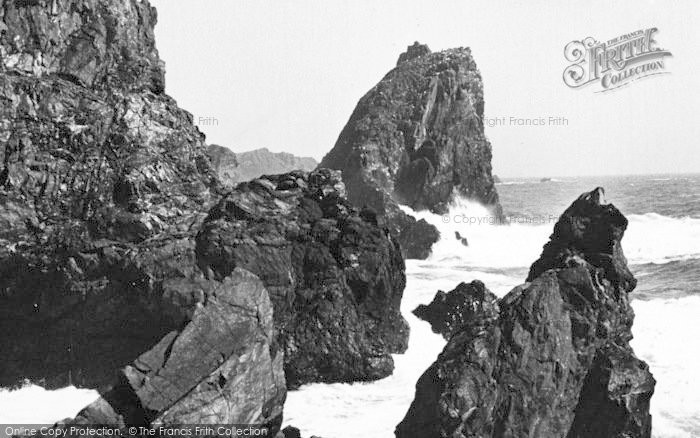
0, 384, 98, 423
632, 296, 700, 438
404, 198, 700, 269
400, 198, 552, 270
625, 213, 700, 264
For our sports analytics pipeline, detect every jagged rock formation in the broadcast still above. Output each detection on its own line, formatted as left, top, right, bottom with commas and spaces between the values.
196, 169, 409, 388
0, 0, 219, 390
413, 280, 498, 340
63, 268, 285, 429
397, 188, 654, 438
320, 42, 501, 259
0, 0, 165, 92
208, 145, 318, 186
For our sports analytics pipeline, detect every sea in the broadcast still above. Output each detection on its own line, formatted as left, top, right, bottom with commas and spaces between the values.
1, 174, 699, 438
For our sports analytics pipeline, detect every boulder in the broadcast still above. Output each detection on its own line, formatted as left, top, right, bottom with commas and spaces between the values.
280, 427, 302, 438
196, 168, 409, 388
455, 231, 469, 246
396, 188, 654, 438
64, 269, 285, 430
413, 280, 497, 340
320, 42, 502, 259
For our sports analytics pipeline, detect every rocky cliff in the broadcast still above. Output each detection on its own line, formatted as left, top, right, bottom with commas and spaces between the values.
399, 188, 654, 438
208, 145, 318, 186
0, 0, 219, 389
0, 0, 408, 429
320, 42, 501, 258
196, 169, 409, 388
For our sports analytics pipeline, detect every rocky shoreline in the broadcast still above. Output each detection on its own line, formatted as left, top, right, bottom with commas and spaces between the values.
0, 1, 655, 436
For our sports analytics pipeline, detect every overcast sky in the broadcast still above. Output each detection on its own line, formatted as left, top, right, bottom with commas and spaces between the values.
150, 0, 700, 177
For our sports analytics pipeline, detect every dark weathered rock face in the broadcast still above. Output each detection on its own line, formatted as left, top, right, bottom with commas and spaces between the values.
396, 188, 654, 438
0, 0, 218, 390
413, 280, 498, 340
63, 268, 285, 429
208, 145, 318, 186
567, 343, 655, 438
196, 168, 409, 388
0, 0, 165, 92
320, 42, 502, 258
527, 187, 636, 292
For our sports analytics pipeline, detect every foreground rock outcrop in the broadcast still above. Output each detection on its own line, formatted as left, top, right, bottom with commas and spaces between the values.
320, 42, 501, 258
196, 169, 409, 388
397, 188, 654, 438
65, 268, 285, 429
208, 145, 318, 186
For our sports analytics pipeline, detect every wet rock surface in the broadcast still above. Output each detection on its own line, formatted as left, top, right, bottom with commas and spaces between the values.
413, 280, 498, 340
397, 188, 654, 438
64, 268, 286, 429
196, 169, 409, 388
320, 42, 501, 259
